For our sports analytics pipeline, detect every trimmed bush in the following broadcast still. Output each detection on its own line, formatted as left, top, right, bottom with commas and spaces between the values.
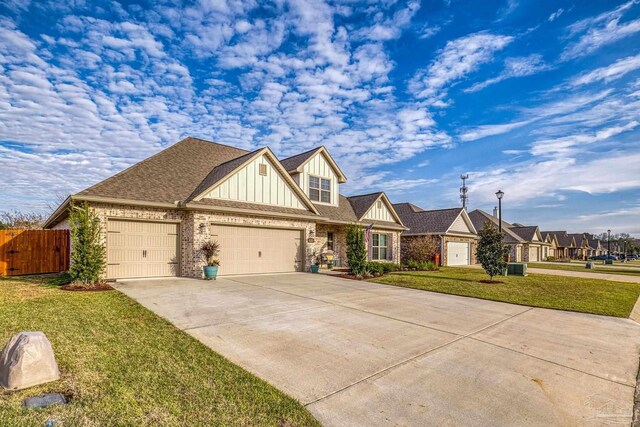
405, 260, 438, 271
69, 202, 106, 285
346, 223, 368, 276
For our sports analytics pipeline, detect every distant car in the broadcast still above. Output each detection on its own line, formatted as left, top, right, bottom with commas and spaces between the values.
627, 254, 638, 260
590, 254, 618, 260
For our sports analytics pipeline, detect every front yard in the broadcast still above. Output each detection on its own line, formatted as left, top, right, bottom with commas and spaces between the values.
0, 275, 319, 427
370, 267, 640, 318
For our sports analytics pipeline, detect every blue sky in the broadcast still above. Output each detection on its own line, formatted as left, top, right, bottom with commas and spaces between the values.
1, 0, 639, 235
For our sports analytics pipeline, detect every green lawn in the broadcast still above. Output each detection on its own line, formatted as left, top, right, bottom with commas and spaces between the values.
0, 275, 319, 427
529, 262, 640, 276
370, 267, 640, 318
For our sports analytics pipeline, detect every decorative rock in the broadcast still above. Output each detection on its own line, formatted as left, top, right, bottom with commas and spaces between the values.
586, 262, 595, 269
0, 332, 60, 390
23, 393, 67, 409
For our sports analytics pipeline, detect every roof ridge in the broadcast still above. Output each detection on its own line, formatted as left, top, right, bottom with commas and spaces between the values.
347, 191, 384, 199
280, 146, 323, 162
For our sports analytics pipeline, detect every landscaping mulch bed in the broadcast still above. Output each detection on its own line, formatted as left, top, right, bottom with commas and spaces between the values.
60, 281, 114, 292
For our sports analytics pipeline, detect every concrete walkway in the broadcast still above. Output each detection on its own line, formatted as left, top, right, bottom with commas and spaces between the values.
115, 273, 640, 426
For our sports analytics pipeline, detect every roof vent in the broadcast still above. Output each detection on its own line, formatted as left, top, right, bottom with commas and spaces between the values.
259, 164, 267, 176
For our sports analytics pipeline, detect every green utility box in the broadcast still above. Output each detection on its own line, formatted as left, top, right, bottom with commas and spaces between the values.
507, 263, 528, 276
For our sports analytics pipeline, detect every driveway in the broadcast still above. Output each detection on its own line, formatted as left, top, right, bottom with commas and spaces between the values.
115, 273, 640, 426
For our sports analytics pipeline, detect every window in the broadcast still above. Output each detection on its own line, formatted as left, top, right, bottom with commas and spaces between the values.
371, 233, 388, 260
309, 175, 331, 203
327, 232, 334, 251
259, 163, 267, 176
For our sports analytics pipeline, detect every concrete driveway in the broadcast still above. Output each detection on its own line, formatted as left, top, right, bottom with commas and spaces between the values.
115, 273, 640, 426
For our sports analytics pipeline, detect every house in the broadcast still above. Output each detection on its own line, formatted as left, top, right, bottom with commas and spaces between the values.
508, 225, 548, 262
584, 234, 603, 258
393, 204, 478, 266
568, 233, 591, 259
542, 231, 576, 259
468, 209, 525, 262
45, 137, 406, 279
542, 232, 559, 259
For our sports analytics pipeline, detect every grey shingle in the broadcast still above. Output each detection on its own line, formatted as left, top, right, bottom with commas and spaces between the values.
393, 203, 466, 235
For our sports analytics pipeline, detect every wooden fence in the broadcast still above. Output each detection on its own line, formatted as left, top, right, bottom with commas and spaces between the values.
0, 229, 70, 276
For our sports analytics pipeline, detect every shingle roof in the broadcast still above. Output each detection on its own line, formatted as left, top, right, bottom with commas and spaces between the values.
312, 194, 402, 228
347, 192, 384, 219
468, 209, 523, 243
545, 231, 575, 247
509, 226, 539, 242
78, 137, 249, 204
279, 147, 323, 172
393, 204, 468, 235
189, 199, 319, 217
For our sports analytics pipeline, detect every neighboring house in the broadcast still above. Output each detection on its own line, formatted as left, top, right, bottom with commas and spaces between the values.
393, 204, 478, 266
584, 234, 603, 258
45, 137, 405, 279
568, 233, 590, 259
468, 209, 525, 262
508, 225, 548, 262
542, 232, 559, 259
542, 231, 576, 259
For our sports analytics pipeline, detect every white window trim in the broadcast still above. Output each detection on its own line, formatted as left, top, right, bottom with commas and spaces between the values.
309, 175, 332, 204
371, 233, 389, 261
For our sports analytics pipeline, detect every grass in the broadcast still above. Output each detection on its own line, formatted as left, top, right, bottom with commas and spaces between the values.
370, 267, 640, 318
0, 275, 319, 427
528, 262, 640, 276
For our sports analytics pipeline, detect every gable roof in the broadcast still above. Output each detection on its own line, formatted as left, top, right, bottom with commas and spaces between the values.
468, 209, 524, 244
78, 137, 249, 204
509, 225, 541, 243
348, 192, 385, 219
279, 146, 348, 183
312, 194, 405, 229
393, 204, 476, 236
544, 231, 576, 247
189, 147, 320, 214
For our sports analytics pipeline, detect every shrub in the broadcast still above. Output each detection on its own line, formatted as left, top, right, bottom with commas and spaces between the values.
69, 202, 106, 285
199, 240, 220, 266
367, 262, 385, 276
546, 256, 556, 262
346, 223, 368, 276
401, 235, 439, 264
405, 260, 438, 271
476, 221, 509, 281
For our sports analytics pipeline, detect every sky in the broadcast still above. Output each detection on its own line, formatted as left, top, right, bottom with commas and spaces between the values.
1, 0, 639, 235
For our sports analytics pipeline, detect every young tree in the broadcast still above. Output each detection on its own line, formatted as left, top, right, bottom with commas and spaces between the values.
476, 221, 509, 281
69, 202, 106, 285
346, 223, 368, 276
401, 235, 439, 264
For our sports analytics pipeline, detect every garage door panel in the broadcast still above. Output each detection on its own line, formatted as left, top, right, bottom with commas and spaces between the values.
107, 220, 180, 279
447, 242, 470, 266
211, 225, 303, 275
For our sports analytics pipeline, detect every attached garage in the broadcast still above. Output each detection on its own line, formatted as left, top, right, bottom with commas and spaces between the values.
107, 220, 180, 279
446, 241, 470, 266
528, 246, 540, 262
210, 224, 304, 275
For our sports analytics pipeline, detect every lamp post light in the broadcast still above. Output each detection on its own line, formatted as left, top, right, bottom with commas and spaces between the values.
607, 229, 611, 258
495, 190, 504, 234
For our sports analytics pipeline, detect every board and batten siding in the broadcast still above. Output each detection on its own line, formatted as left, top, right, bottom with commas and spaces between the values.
363, 200, 396, 222
449, 214, 472, 233
298, 152, 339, 206
205, 154, 307, 209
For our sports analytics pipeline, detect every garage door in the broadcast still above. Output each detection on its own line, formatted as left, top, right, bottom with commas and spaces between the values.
210, 225, 303, 275
107, 220, 180, 279
447, 242, 470, 266
529, 246, 539, 262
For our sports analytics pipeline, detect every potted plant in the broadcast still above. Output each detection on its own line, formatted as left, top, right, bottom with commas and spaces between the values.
199, 240, 220, 280
310, 251, 320, 273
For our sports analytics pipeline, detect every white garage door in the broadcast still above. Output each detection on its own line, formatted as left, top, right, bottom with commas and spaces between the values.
529, 246, 539, 262
210, 225, 304, 275
107, 220, 180, 279
447, 242, 470, 266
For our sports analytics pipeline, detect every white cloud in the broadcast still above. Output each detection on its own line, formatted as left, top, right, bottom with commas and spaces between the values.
465, 54, 550, 92
562, 0, 640, 60
571, 54, 640, 86
548, 8, 564, 22
459, 120, 532, 142
409, 32, 513, 105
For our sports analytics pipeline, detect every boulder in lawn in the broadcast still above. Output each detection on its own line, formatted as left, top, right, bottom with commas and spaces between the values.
0, 332, 60, 390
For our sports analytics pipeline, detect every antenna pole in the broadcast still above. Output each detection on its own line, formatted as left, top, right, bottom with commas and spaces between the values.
460, 174, 469, 210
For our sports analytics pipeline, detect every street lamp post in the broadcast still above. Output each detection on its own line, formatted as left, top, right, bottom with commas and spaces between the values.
495, 190, 504, 234
607, 229, 611, 258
